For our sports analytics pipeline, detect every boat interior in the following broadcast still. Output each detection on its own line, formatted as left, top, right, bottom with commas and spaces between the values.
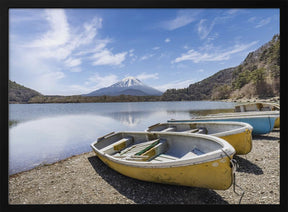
94, 132, 223, 163
147, 123, 242, 135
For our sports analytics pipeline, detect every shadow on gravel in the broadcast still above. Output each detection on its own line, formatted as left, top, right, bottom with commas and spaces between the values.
252, 129, 280, 141
88, 156, 229, 204
233, 155, 263, 175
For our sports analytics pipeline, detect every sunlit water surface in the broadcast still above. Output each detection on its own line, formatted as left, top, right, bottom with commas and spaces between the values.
9, 101, 235, 175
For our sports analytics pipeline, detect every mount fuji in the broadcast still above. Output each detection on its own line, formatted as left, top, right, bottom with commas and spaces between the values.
83, 77, 163, 96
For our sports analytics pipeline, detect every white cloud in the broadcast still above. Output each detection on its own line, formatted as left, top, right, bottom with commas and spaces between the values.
248, 16, 272, 28
160, 10, 199, 30
76, 17, 103, 47
196, 10, 242, 41
29, 9, 70, 48
43, 71, 65, 80
91, 49, 127, 66
129, 49, 135, 55
86, 73, 119, 89
163, 15, 195, 30
172, 41, 258, 64
165, 38, 171, 43
69, 67, 82, 73
10, 9, 129, 95
255, 17, 271, 28
21, 10, 125, 69
226, 9, 241, 15
140, 53, 154, 61
248, 17, 257, 23
136, 73, 159, 80
155, 79, 195, 92
64, 57, 82, 67
66, 84, 94, 95
9, 42, 67, 94
197, 19, 216, 40
23, 10, 104, 64
75, 39, 110, 56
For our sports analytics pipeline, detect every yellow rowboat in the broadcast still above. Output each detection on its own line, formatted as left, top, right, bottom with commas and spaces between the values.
146, 121, 253, 155
274, 116, 280, 128
234, 102, 280, 128
91, 131, 236, 190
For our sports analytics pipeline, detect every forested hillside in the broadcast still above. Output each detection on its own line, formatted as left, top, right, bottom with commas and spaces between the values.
162, 34, 280, 101
9, 80, 42, 103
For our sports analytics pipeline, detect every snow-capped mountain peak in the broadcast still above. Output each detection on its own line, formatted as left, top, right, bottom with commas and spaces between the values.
111, 76, 143, 88
83, 76, 163, 96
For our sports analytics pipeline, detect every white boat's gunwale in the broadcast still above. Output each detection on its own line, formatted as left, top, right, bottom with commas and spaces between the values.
201, 111, 279, 118
147, 121, 253, 138
168, 114, 279, 122
90, 132, 235, 169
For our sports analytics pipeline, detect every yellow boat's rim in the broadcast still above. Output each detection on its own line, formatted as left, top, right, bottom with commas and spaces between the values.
151, 121, 253, 137
91, 132, 235, 169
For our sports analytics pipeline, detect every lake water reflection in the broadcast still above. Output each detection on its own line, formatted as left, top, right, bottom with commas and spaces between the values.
9, 101, 235, 175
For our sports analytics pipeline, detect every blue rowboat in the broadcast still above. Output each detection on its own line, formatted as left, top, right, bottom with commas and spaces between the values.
234, 102, 280, 128
168, 111, 279, 135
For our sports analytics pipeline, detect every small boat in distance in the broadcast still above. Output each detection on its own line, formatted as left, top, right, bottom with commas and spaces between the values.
91, 131, 236, 190
168, 111, 279, 135
146, 121, 253, 155
234, 102, 279, 112
234, 102, 280, 128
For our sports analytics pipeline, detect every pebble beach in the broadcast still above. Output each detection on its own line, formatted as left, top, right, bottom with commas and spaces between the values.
8, 129, 280, 205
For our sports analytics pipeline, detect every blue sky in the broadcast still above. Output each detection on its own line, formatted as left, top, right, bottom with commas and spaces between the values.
9, 8, 279, 95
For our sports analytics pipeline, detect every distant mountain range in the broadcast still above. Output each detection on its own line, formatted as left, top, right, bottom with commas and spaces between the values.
83, 76, 163, 96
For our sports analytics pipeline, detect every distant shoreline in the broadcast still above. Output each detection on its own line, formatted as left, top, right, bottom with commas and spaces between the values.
9, 96, 280, 104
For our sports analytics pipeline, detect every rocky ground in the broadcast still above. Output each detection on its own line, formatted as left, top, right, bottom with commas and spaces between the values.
222, 96, 280, 104
9, 129, 280, 205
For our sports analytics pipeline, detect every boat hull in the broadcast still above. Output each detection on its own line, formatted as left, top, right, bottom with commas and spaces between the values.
234, 102, 280, 129
169, 116, 278, 135
274, 117, 280, 128
219, 129, 252, 155
147, 122, 253, 155
91, 131, 236, 190
95, 152, 234, 190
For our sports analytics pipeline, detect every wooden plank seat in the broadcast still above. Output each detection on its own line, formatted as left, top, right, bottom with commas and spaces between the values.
101, 136, 134, 155
181, 147, 205, 159
160, 126, 176, 132
151, 154, 179, 162
182, 128, 199, 133
182, 127, 208, 134
114, 138, 168, 161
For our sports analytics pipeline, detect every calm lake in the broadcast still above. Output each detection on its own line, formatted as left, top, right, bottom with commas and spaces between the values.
9, 101, 235, 175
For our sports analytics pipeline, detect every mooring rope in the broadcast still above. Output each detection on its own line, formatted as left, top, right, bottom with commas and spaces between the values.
221, 149, 245, 204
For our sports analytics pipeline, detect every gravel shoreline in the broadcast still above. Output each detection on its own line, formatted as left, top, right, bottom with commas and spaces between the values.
9, 129, 280, 205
